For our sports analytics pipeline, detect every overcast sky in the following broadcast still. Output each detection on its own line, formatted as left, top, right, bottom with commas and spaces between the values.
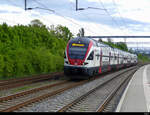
0, 0, 150, 48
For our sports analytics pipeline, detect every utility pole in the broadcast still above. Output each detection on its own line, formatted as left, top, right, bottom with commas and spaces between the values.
25, 0, 27, 10
75, 0, 106, 11
76, 0, 78, 11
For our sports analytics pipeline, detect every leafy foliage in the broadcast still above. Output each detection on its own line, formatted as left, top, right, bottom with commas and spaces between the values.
0, 20, 73, 79
101, 39, 150, 62
0, 19, 149, 79
137, 53, 150, 63
102, 40, 128, 51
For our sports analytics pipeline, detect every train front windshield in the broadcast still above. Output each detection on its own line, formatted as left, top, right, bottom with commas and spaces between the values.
68, 42, 89, 59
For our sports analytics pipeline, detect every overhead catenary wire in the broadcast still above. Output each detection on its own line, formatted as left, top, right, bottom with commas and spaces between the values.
32, 0, 128, 37
112, 0, 128, 29
54, 12, 98, 35
7, 0, 127, 36
111, 0, 135, 42
69, 1, 114, 36
112, 0, 131, 35
0, 0, 54, 26
32, 0, 81, 26
2, 0, 130, 37
111, 0, 128, 42
32, 0, 98, 36
69, 1, 105, 35
7, 0, 21, 7
98, 0, 127, 36
80, 11, 113, 36
32, 0, 81, 27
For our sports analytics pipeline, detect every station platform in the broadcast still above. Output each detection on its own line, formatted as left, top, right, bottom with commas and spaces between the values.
116, 64, 150, 112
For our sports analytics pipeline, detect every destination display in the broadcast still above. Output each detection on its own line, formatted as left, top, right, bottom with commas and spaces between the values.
72, 43, 85, 47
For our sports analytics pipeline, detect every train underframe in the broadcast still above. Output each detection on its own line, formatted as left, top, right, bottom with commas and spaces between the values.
64, 63, 137, 79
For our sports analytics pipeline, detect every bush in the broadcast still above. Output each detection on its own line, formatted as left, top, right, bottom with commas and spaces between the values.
0, 21, 72, 80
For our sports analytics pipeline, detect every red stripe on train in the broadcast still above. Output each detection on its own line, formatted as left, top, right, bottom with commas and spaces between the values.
99, 49, 102, 73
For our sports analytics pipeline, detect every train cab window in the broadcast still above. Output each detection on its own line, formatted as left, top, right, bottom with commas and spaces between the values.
87, 51, 94, 60
69, 46, 87, 59
68, 41, 89, 59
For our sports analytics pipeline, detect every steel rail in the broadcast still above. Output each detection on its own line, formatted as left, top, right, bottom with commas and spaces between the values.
96, 70, 136, 112
0, 64, 143, 112
0, 72, 63, 91
57, 66, 138, 112
0, 79, 90, 112
0, 72, 63, 86
0, 80, 68, 102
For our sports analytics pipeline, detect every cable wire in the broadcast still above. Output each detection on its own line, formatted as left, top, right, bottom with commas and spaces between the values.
69, 1, 114, 36
112, 0, 130, 35
32, 0, 97, 35
98, 0, 127, 36
69, 1, 103, 35
7, 0, 21, 7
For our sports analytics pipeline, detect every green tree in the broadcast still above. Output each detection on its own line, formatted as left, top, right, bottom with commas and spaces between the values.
116, 42, 128, 51
30, 19, 45, 27
0, 20, 72, 79
98, 38, 103, 42
54, 25, 73, 40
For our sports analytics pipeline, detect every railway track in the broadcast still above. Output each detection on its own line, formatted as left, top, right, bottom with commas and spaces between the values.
57, 67, 138, 112
0, 64, 144, 112
0, 72, 64, 91
96, 69, 135, 112
0, 78, 94, 112
0, 66, 139, 112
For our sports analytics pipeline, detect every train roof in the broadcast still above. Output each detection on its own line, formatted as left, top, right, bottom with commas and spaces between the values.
71, 37, 137, 56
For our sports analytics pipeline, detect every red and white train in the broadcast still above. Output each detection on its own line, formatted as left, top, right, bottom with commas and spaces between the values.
64, 37, 138, 79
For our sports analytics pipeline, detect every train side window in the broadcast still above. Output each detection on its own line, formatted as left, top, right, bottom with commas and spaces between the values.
87, 51, 94, 60
92, 41, 96, 46
97, 55, 99, 60
96, 43, 99, 47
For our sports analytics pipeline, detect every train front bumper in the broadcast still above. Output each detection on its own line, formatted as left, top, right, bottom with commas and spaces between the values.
64, 65, 89, 75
